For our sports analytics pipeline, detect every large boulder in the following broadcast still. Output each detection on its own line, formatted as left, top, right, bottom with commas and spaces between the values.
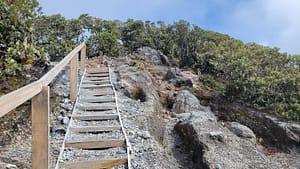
136, 47, 170, 65
173, 91, 283, 169
164, 67, 177, 80
164, 68, 193, 88
228, 122, 256, 142
266, 116, 300, 143
113, 65, 161, 112
211, 101, 300, 151
172, 90, 208, 114
175, 112, 283, 169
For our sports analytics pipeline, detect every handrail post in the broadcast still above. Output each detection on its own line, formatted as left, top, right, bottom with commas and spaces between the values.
80, 45, 86, 72
70, 53, 78, 101
32, 86, 49, 169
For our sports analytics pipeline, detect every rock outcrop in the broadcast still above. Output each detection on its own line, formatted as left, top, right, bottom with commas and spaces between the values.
172, 90, 207, 114
228, 122, 256, 143
211, 101, 300, 152
136, 47, 170, 65
174, 90, 283, 169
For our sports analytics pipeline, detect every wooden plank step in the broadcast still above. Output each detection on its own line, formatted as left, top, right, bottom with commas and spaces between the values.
77, 105, 115, 111
86, 73, 109, 77
86, 71, 109, 75
86, 70, 109, 74
70, 126, 121, 133
86, 90, 114, 96
84, 77, 110, 81
86, 68, 109, 73
72, 114, 118, 120
81, 84, 112, 89
79, 97, 115, 103
86, 72, 109, 75
82, 80, 111, 85
64, 139, 125, 149
60, 158, 127, 169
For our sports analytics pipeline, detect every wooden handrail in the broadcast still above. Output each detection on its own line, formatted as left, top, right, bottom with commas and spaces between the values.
0, 80, 42, 117
41, 43, 84, 86
0, 43, 86, 169
0, 43, 86, 117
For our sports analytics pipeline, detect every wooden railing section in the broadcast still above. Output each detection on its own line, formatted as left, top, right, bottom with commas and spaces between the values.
0, 43, 86, 169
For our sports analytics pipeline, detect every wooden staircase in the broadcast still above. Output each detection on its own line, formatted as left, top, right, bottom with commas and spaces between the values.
56, 66, 130, 169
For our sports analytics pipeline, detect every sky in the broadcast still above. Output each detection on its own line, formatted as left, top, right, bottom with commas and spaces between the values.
38, 0, 300, 55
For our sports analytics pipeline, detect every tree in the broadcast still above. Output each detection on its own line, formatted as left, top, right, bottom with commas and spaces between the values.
33, 14, 84, 61
87, 19, 124, 57
121, 19, 150, 52
0, 0, 43, 79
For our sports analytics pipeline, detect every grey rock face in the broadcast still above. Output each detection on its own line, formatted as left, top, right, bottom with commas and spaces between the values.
172, 90, 205, 114
164, 68, 177, 80
173, 91, 282, 169
136, 47, 170, 65
228, 122, 256, 141
175, 111, 282, 169
175, 77, 193, 88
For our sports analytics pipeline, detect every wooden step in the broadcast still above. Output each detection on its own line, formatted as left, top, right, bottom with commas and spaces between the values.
86, 71, 109, 74
72, 114, 118, 121
70, 126, 121, 133
65, 139, 125, 149
77, 105, 115, 111
86, 73, 109, 78
81, 84, 112, 89
86, 71, 109, 75
84, 77, 110, 81
86, 90, 114, 96
79, 97, 115, 103
86, 68, 109, 74
60, 158, 127, 169
82, 80, 111, 85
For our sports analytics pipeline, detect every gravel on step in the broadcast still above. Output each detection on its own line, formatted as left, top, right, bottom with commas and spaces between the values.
72, 119, 120, 127
76, 102, 116, 108
66, 130, 124, 142
73, 110, 117, 115
60, 147, 127, 162
78, 95, 115, 100
80, 87, 113, 92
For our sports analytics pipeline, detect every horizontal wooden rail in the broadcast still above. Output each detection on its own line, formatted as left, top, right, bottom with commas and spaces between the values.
0, 80, 42, 117
41, 43, 84, 86
0, 43, 86, 118
0, 42, 87, 169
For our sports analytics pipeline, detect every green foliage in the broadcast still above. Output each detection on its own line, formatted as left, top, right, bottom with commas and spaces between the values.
33, 14, 84, 61
2, 5, 298, 121
86, 19, 124, 57
121, 19, 153, 51
0, 0, 44, 79
128, 60, 145, 71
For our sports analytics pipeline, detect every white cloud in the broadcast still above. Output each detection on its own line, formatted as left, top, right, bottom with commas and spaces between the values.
266, 0, 300, 54
228, 0, 300, 54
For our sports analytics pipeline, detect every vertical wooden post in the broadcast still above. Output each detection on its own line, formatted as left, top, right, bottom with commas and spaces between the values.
32, 86, 49, 169
70, 53, 78, 101
80, 45, 86, 72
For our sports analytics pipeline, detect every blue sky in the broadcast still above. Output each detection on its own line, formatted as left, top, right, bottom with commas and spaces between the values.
38, 0, 300, 55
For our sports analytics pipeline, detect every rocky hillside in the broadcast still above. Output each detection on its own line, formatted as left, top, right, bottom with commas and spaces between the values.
108, 47, 300, 169
0, 47, 299, 169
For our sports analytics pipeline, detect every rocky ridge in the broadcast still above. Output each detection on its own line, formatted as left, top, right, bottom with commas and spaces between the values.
0, 47, 299, 168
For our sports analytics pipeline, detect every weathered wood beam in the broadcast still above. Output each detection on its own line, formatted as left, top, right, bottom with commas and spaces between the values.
60, 158, 127, 169
32, 86, 49, 169
65, 139, 125, 149
72, 114, 118, 121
